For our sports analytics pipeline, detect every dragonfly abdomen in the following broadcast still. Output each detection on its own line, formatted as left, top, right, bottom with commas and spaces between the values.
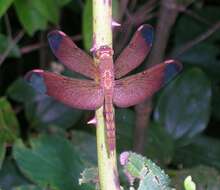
104, 94, 116, 152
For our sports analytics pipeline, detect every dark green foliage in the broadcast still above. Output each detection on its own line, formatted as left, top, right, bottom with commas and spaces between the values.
155, 68, 211, 139
0, 98, 19, 169
0, 0, 220, 189
0, 159, 30, 190
79, 168, 98, 188
0, 97, 19, 143
172, 165, 220, 189
0, 34, 21, 58
71, 131, 97, 166
13, 185, 44, 190
0, 0, 14, 18
14, 0, 47, 36
120, 152, 172, 190
173, 136, 220, 170
13, 0, 71, 35
7, 78, 82, 129
13, 135, 90, 190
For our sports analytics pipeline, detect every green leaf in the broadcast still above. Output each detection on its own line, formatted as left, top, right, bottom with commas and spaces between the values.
0, 0, 14, 17
171, 166, 220, 190
71, 131, 97, 166
196, 6, 220, 30
0, 34, 21, 58
79, 168, 98, 188
14, 0, 47, 35
13, 185, 43, 190
173, 6, 220, 80
120, 152, 172, 190
211, 86, 220, 121
173, 136, 220, 170
154, 68, 211, 139
31, 0, 59, 24
82, 0, 119, 51
145, 123, 175, 165
116, 109, 174, 165
177, 44, 220, 80
174, 6, 220, 44
55, 0, 71, 6
25, 94, 82, 129
184, 176, 196, 190
13, 135, 86, 190
0, 141, 6, 169
0, 159, 30, 190
174, 16, 204, 46
82, 0, 92, 51
0, 97, 19, 143
116, 108, 135, 151
7, 78, 36, 103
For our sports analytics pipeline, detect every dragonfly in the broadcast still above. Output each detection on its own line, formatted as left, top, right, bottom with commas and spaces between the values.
26, 24, 182, 152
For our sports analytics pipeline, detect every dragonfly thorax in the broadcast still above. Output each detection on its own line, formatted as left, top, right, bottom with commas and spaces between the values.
94, 45, 113, 59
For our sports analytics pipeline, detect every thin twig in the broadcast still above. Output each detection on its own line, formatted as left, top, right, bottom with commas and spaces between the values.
125, 0, 157, 26
0, 30, 24, 67
71, 34, 82, 41
171, 4, 213, 26
118, 0, 129, 20
184, 9, 211, 25
20, 34, 82, 55
115, 0, 157, 55
134, 102, 152, 153
148, 0, 179, 66
172, 21, 220, 57
20, 43, 46, 55
134, 0, 180, 153
4, 13, 12, 38
129, 0, 137, 11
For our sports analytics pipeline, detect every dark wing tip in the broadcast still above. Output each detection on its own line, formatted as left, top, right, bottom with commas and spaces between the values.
138, 24, 154, 46
47, 30, 66, 52
164, 60, 183, 83
25, 70, 47, 94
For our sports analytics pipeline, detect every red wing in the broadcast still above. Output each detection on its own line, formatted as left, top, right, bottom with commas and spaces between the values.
48, 30, 99, 79
114, 24, 153, 79
26, 70, 104, 110
113, 60, 182, 108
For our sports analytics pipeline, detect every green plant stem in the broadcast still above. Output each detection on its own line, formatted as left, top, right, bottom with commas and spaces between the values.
93, 1, 120, 190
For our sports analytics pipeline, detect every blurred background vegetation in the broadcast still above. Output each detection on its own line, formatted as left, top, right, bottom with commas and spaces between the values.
0, 0, 220, 189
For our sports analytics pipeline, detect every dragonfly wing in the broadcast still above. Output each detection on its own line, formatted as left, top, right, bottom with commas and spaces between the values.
48, 30, 98, 79
113, 60, 182, 108
26, 70, 104, 110
114, 24, 153, 79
